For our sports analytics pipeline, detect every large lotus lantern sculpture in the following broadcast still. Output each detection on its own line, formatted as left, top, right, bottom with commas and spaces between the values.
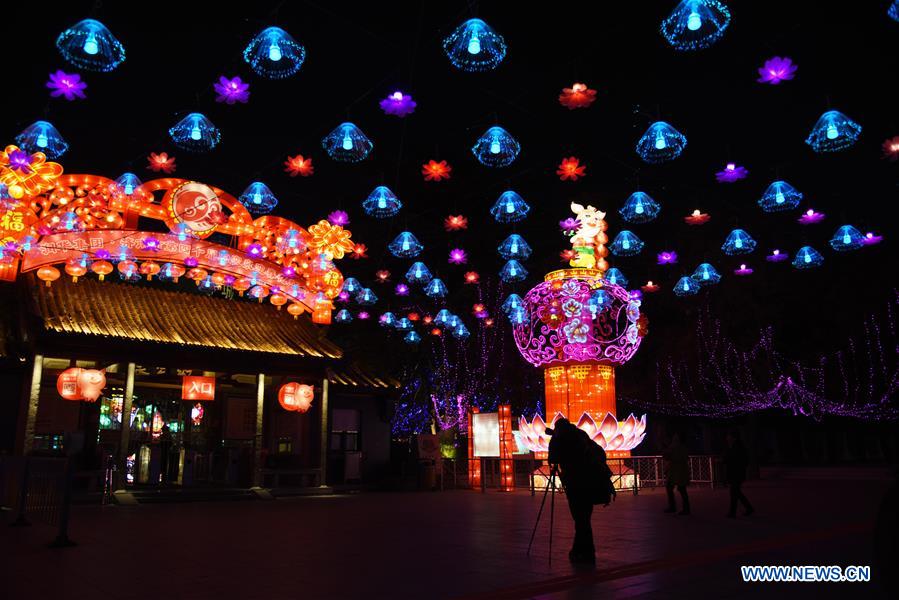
519, 412, 647, 454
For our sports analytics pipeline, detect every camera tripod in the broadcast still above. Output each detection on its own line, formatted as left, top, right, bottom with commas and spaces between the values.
526, 464, 562, 565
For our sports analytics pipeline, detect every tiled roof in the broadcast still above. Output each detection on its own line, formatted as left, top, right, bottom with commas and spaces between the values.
29, 274, 342, 359
327, 363, 399, 389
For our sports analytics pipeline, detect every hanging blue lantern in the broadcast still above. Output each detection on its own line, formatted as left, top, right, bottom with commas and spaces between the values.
619, 191, 661, 224
435, 309, 452, 325
722, 229, 756, 255
691, 263, 721, 285
322, 122, 372, 162
243, 26, 305, 79
758, 180, 802, 213
890, 0, 899, 21
404, 330, 421, 345
660, 0, 732, 51
805, 110, 862, 153
587, 289, 612, 315
238, 181, 278, 214
446, 314, 461, 329
169, 113, 220, 152
508, 307, 527, 324
501, 293, 523, 314
497, 234, 532, 260
425, 278, 448, 298
356, 288, 378, 305
379, 312, 396, 327
453, 323, 471, 340
56, 19, 125, 72
405, 262, 433, 285
15, 121, 68, 159
793, 246, 824, 269
113, 173, 142, 197
609, 231, 644, 257
362, 185, 402, 218
342, 277, 361, 295
829, 225, 864, 251
636, 121, 687, 163
443, 18, 507, 72
604, 268, 628, 288
334, 309, 353, 323
490, 191, 530, 223
388, 231, 423, 258
499, 259, 528, 283
395, 317, 413, 332
673, 276, 701, 296
472, 126, 520, 167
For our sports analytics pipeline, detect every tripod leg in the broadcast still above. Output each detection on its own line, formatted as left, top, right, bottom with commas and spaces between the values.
549, 469, 556, 566
526, 467, 553, 556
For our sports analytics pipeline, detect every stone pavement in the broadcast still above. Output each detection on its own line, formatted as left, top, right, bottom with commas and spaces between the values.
1, 471, 892, 599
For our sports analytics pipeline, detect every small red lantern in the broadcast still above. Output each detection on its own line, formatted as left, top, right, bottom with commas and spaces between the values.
278, 382, 314, 413
312, 299, 332, 324
287, 303, 305, 319
117, 260, 138, 279
37, 265, 61, 287
233, 277, 252, 295
91, 260, 113, 281
249, 284, 270, 302
270, 293, 288, 309
140, 260, 161, 280
65, 259, 88, 283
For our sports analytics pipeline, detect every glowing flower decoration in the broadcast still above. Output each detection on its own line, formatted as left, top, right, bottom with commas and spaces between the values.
327, 210, 350, 226
559, 218, 581, 234
684, 209, 710, 225
715, 163, 749, 183
0, 145, 64, 199
473, 304, 488, 319
490, 190, 530, 223
722, 229, 756, 255
363, 185, 402, 218
16, 121, 68, 159
322, 122, 372, 163
395, 283, 410, 296
862, 232, 883, 246
284, 154, 314, 177
444, 214, 467, 231
356, 288, 378, 305
604, 268, 627, 288
660, 0, 732, 51
563, 318, 590, 344
448, 248, 468, 265
881, 136, 899, 161
673, 276, 700, 296
464, 271, 480, 284
406, 262, 433, 285
307, 220, 355, 260
442, 18, 507, 72
472, 126, 519, 168
766, 249, 789, 262
620, 191, 661, 224
757, 57, 797, 84
389, 231, 423, 258
793, 246, 823, 269
357, 311, 370, 320
422, 160, 452, 182
797, 209, 825, 225
147, 152, 176, 173
657, 251, 678, 265
56, 19, 125, 72
405, 331, 421, 344
805, 110, 862, 153
502, 294, 523, 314
759, 180, 802, 212
213, 76, 250, 104
243, 26, 305, 79
558, 83, 597, 109
425, 278, 448, 299
46, 70, 87, 101
610, 230, 644, 257
734, 264, 754, 276
560, 249, 577, 263
636, 121, 687, 163
498, 234, 532, 260
375, 270, 391, 283
334, 309, 353, 324
556, 157, 586, 181
829, 225, 864, 251
238, 181, 278, 214
499, 259, 527, 283
169, 113, 220, 152
351, 243, 368, 259
379, 91, 416, 117
562, 298, 583, 318
691, 263, 720, 285
641, 281, 660, 293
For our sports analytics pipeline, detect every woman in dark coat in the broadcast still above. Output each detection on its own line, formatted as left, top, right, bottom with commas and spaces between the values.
663, 432, 690, 515
724, 431, 754, 517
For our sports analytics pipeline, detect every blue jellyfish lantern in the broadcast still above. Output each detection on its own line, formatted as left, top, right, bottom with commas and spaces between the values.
363, 185, 402, 218
453, 323, 471, 340
447, 314, 461, 329
890, 0, 899, 21
56, 19, 125, 72
829, 225, 864, 251
380, 312, 396, 327
389, 231, 423, 258
805, 110, 862, 153
636, 121, 687, 163
660, 0, 732, 51
722, 229, 756, 255
425, 278, 448, 299
114, 173, 142, 196
691, 263, 721, 285
508, 307, 527, 324
405, 262, 432, 285
497, 234, 532, 260
472, 127, 520, 167
604, 268, 628, 288
395, 318, 413, 332
405, 330, 422, 345
334, 309, 353, 323
243, 26, 305, 79
490, 191, 530, 223
587, 289, 613, 316
793, 246, 824, 269
239, 182, 278, 214
169, 113, 220, 152
15, 121, 68, 159
342, 277, 361, 295
442, 18, 507, 72
610, 230, 644, 257
501, 293, 523, 314
619, 191, 661, 224
356, 288, 378, 305
674, 276, 701, 296
499, 259, 528, 283
759, 180, 802, 213
435, 309, 452, 325
322, 122, 372, 163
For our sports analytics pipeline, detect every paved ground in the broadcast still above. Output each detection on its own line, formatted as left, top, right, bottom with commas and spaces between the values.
2, 472, 894, 599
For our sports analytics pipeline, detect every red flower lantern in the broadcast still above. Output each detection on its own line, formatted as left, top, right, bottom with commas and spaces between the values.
147, 152, 176, 173
444, 215, 468, 232
37, 265, 60, 287
422, 160, 452, 182
463, 271, 480, 284
284, 154, 314, 177
882, 136, 899, 162
641, 281, 660, 293
556, 157, 586, 181
278, 382, 314, 413
375, 269, 391, 283
684, 209, 711, 225
558, 83, 597, 109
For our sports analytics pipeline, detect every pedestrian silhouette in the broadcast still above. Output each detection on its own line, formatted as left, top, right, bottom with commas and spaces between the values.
724, 430, 754, 518
663, 432, 690, 515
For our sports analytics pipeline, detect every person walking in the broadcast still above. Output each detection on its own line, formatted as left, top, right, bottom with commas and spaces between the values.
724, 431, 754, 518
663, 432, 690, 515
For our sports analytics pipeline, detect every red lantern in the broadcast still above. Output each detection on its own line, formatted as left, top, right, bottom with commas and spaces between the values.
117, 260, 138, 279
91, 260, 113, 281
37, 265, 61, 287
278, 382, 314, 412
56, 367, 106, 402
65, 259, 88, 282
287, 303, 305, 319
270, 293, 288, 309
139, 260, 161, 280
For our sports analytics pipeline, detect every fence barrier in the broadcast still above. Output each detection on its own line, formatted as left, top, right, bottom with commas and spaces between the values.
0, 456, 75, 547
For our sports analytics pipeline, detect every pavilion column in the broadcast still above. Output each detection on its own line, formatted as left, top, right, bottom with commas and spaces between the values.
253, 373, 265, 487
319, 377, 329, 487
116, 362, 136, 490
22, 354, 43, 456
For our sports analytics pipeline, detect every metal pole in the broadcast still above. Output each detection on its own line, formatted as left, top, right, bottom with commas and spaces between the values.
116, 362, 136, 490
50, 458, 76, 547
319, 377, 329, 487
22, 354, 43, 456
253, 373, 265, 487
